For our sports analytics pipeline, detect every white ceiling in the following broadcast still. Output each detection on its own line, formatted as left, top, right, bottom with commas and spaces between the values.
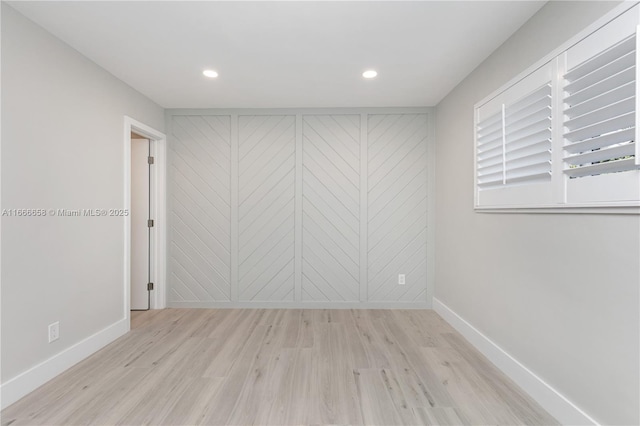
9, 1, 546, 109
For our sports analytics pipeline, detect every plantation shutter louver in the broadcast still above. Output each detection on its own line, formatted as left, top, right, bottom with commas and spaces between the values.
563, 34, 639, 178
476, 110, 504, 189
504, 83, 553, 186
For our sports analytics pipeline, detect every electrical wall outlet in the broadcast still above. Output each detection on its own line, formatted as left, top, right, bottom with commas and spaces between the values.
48, 322, 59, 343
398, 274, 406, 285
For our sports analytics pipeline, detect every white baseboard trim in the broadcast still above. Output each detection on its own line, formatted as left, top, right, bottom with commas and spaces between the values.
432, 297, 599, 426
169, 300, 431, 309
0, 318, 129, 410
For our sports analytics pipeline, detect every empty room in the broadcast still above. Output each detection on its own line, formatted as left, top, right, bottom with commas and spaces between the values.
1, 1, 639, 425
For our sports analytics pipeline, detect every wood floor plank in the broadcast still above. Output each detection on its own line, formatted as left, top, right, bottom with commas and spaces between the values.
58, 367, 153, 426
185, 308, 227, 338
254, 347, 296, 424
342, 310, 371, 369
310, 323, 362, 425
442, 332, 559, 425
281, 309, 302, 348
157, 377, 225, 426
285, 347, 313, 425
373, 314, 454, 407
298, 309, 314, 347
350, 309, 391, 368
353, 369, 403, 426
226, 325, 285, 425
413, 406, 468, 425
202, 309, 266, 377
1, 308, 557, 426
199, 324, 270, 425
421, 346, 498, 424
98, 368, 195, 425
392, 309, 440, 347
397, 366, 443, 411
379, 368, 420, 424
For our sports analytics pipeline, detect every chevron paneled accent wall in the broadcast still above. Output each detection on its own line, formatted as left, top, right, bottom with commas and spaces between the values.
167, 109, 433, 308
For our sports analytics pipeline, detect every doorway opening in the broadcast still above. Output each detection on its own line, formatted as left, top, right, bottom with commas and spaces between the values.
131, 132, 152, 310
124, 117, 166, 321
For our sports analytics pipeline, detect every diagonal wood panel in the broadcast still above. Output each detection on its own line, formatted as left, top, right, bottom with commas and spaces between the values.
302, 115, 360, 301
368, 114, 428, 302
239, 115, 296, 301
169, 115, 232, 302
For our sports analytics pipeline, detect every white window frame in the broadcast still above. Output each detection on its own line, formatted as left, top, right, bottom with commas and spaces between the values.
474, 2, 640, 214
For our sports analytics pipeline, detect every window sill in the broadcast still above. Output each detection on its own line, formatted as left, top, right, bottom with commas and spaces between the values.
474, 205, 640, 214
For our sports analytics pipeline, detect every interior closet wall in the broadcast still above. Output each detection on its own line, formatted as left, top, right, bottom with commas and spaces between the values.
166, 108, 434, 307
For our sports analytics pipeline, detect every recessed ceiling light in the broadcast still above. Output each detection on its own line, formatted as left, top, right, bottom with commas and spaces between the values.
362, 70, 378, 79
203, 69, 219, 78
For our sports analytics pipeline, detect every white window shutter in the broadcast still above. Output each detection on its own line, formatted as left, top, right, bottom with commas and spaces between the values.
475, 64, 554, 208
474, 3, 640, 210
562, 7, 640, 206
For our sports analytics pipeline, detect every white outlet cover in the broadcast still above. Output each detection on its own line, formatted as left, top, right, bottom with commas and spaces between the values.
398, 274, 406, 285
48, 322, 59, 343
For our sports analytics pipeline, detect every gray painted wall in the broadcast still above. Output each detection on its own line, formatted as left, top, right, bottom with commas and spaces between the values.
1, 4, 165, 382
166, 110, 433, 307
435, 2, 639, 424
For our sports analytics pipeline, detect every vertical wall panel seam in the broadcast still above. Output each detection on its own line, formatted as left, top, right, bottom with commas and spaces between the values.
230, 114, 239, 302
294, 114, 303, 302
426, 112, 436, 307
359, 113, 368, 302
165, 112, 174, 302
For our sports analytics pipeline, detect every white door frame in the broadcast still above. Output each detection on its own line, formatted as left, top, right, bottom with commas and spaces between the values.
124, 116, 167, 322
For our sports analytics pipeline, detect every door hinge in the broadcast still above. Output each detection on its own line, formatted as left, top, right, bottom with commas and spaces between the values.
147, 282, 154, 291
148, 156, 155, 165
147, 219, 154, 228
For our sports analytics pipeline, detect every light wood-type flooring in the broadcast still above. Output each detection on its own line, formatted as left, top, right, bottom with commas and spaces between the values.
1, 309, 557, 425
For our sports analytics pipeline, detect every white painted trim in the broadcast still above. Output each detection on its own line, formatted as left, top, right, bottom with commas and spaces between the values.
153, 131, 167, 310
432, 298, 600, 426
124, 122, 132, 319
0, 4, 4, 412
124, 116, 167, 314
0, 319, 128, 410
168, 301, 430, 309
475, 205, 640, 215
